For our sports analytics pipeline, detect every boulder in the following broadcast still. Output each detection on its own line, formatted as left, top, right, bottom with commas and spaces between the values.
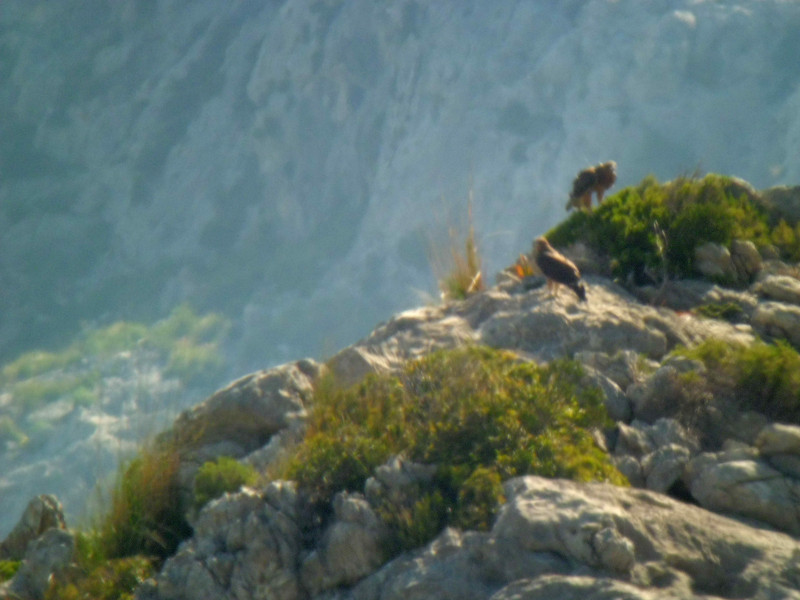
684, 449, 800, 535
755, 422, 800, 455
300, 492, 387, 594
694, 242, 734, 279
760, 185, 800, 225
146, 482, 303, 600
0, 495, 66, 561
626, 367, 686, 423
488, 575, 669, 600
613, 419, 699, 493
327, 306, 477, 387
730, 239, 762, 283
753, 274, 800, 306
1, 528, 75, 600
166, 359, 321, 498
752, 300, 800, 345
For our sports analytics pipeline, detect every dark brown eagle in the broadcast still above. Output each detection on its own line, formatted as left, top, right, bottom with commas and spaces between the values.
566, 161, 617, 211
534, 237, 586, 301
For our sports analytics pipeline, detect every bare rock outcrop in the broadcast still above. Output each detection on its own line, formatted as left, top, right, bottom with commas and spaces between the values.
323, 476, 800, 600
0, 495, 66, 562
140, 482, 304, 600
0, 528, 75, 600
327, 279, 755, 389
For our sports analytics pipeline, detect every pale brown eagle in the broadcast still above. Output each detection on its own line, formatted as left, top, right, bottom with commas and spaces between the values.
534, 237, 586, 301
566, 161, 617, 211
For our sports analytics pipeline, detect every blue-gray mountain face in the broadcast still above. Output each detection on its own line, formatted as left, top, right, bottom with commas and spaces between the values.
2, 1, 800, 370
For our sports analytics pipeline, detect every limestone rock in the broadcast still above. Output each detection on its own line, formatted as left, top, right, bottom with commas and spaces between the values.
301, 492, 387, 595
695, 242, 734, 279
488, 575, 667, 600
0, 495, 66, 561
580, 367, 631, 423
492, 476, 800, 598
573, 350, 652, 392
760, 185, 800, 225
364, 455, 437, 506
754, 274, 800, 306
1, 528, 75, 600
327, 306, 477, 388
755, 422, 800, 455
752, 300, 800, 345
730, 239, 762, 283
147, 482, 303, 600
613, 419, 698, 493
476, 280, 753, 362
640, 444, 692, 493
167, 359, 320, 500
684, 450, 800, 535
626, 367, 684, 423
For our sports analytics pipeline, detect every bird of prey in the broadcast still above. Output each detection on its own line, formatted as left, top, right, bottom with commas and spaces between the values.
566, 161, 617, 211
534, 237, 587, 301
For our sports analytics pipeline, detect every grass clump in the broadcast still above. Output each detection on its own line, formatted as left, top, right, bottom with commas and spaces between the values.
672, 338, 800, 424
283, 346, 624, 553
694, 302, 746, 323
193, 456, 258, 510
94, 441, 191, 563
428, 193, 485, 301
547, 173, 781, 283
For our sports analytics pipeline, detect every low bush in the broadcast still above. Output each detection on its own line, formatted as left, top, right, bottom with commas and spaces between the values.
193, 456, 258, 509
547, 173, 785, 284
284, 346, 625, 553
672, 339, 800, 424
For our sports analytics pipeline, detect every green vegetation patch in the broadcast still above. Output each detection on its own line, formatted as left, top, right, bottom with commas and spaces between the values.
0, 560, 21, 583
547, 173, 794, 283
284, 346, 625, 553
44, 546, 152, 600
694, 302, 746, 323
0, 304, 230, 432
95, 441, 191, 563
672, 338, 800, 425
193, 456, 258, 510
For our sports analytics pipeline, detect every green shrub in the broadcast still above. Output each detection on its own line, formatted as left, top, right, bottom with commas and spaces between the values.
193, 456, 258, 509
284, 346, 624, 552
672, 339, 800, 424
547, 173, 776, 283
0, 560, 21, 583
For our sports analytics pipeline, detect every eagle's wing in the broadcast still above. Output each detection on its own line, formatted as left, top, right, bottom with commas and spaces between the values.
570, 169, 596, 199
535, 249, 581, 285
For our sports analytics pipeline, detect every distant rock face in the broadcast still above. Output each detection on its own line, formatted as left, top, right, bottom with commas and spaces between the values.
4, 1, 800, 372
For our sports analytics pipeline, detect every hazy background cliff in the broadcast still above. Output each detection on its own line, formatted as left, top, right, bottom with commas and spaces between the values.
3, 0, 800, 377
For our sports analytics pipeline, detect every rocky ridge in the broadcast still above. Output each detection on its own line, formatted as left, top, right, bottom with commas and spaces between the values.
8, 243, 800, 598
